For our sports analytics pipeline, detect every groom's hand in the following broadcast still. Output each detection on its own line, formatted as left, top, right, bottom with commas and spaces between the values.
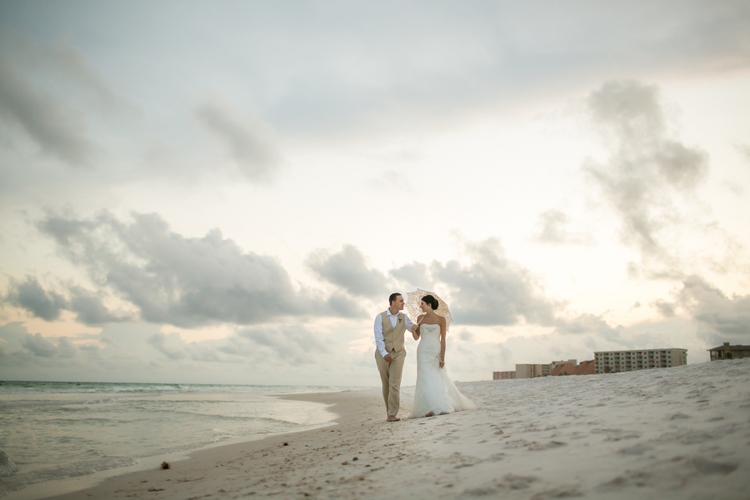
384, 354, 393, 363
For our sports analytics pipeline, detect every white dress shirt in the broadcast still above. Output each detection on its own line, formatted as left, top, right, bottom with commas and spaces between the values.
374, 309, 414, 358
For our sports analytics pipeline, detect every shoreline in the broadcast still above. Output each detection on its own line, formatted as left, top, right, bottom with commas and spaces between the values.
8, 360, 750, 499
4, 389, 358, 500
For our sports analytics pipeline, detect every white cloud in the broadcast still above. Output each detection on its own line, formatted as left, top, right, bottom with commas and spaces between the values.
431, 238, 561, 326
676, 276, 750, 343
532, 209, 595, 246
0, 1, 749, 386
0, 56, 94, 167
33, 210, 360, 327
6, 277, 67, 321
195, 97, 283, 182
307, 244, 390, 299
582, 79, 723, 278
21, 332, 58, 358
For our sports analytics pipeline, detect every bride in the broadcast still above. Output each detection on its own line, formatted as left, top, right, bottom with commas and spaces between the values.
410, 294, 475, 418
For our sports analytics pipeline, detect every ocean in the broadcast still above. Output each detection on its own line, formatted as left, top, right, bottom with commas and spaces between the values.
0, 381, 345, 498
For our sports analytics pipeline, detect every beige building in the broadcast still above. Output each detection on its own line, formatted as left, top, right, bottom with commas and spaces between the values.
594, 348, 687, 374
709, 343, 750, 361
492, 371, 516, 380
515, 363, 550, 378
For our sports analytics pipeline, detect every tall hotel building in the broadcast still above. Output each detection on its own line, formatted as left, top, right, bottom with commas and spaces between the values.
594, 348, 687, 374
515, 364, 550, 378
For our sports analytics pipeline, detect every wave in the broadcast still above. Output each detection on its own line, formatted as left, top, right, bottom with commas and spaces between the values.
0, 381, 347, 395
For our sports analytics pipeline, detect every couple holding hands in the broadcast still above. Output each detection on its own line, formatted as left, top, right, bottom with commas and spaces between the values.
374, 291, 475, 422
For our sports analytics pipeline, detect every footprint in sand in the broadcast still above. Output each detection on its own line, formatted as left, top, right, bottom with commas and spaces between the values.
617, 443, 652, 455
527, 441, 567, 451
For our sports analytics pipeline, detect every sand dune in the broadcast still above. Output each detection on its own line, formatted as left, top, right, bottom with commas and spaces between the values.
42, 359, 749, 499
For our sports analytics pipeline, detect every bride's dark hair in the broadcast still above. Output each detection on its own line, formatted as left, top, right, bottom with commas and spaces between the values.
422, 294, 439, 310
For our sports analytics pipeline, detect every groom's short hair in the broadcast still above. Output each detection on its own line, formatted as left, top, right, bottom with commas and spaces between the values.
388, 293, 402, 304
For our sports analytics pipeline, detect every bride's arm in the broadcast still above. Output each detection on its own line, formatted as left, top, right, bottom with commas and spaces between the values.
412, 314, 424, 340
439, 317, 446, 368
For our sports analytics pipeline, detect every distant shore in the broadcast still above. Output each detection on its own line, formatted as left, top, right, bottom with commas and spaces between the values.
32, 360, 750, 499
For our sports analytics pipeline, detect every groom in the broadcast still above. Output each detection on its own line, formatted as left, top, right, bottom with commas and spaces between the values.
374, 292, 414, 422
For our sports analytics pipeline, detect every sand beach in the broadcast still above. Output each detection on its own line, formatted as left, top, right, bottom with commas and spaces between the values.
32, 359, 750, 500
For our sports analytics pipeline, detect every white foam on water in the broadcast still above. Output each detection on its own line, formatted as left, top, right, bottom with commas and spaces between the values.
0, 382, 347, 498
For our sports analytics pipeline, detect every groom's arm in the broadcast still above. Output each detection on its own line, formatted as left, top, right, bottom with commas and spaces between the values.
373, 315, 390, 359
404, 315, 414, 333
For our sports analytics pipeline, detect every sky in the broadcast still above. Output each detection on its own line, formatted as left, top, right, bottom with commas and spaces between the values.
1, 0, 749, 386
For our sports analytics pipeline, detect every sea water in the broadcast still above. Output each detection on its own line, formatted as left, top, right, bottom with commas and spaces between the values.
0, 381, 344, 497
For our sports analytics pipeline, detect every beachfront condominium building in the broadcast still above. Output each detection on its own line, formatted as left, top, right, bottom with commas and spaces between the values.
492, 371, 516, 380
708, 343, 750, 361
515, 364, 550, 378
594, 348, 687, 374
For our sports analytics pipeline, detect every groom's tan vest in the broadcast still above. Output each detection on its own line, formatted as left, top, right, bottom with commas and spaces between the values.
381, 311, 406, 354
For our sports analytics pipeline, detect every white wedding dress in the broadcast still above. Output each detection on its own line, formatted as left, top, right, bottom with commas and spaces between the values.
410, 324, 476, 418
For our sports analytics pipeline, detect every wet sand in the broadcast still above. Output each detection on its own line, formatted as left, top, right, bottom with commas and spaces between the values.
37, 359, 750, 499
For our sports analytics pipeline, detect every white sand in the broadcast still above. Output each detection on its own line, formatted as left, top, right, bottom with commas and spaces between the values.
39, 358, 750, 499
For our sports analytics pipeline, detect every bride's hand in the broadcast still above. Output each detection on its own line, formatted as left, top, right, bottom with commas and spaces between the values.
439, 360, 445, 368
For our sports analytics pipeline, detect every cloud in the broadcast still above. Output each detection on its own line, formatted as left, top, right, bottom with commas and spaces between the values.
302, 239, 566, 329
185, 1, 750, 138
196, 98, 282, 182
431, 238, 560, 326
555, 312, 620, 336
0, 1, 748, 180
0, 33, 122, 168
653, 299, 676, 317
147, 331, 227, 363
130, 323, 331, 367
21, 333, 78, 358
21, 332, 60, 358
556, 276, 750, 353
4, 277, 132, 325
36, 210, 349, 327
737, 143, 750, 163
8, 34, 122, 113
583, 79, 709, 276
68, 286, 132, 325
234, 325, 329, 365
553, 311, 684, 354
56, 336, 78, 358
0, 321, 368, 385
532, 209, 595, 245
147, 332, 187, 360
307, 244, 390, 299
0, 56, 93, 167
390, 261, 432, 289
4, 325, 79, 361
676, 276, 750, 342
7, 277, 67, 321
325, 293, 369, 319
458, 330, 475, 343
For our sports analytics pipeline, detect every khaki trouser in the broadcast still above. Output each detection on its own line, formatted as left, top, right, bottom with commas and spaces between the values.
375, 348, 405, 417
